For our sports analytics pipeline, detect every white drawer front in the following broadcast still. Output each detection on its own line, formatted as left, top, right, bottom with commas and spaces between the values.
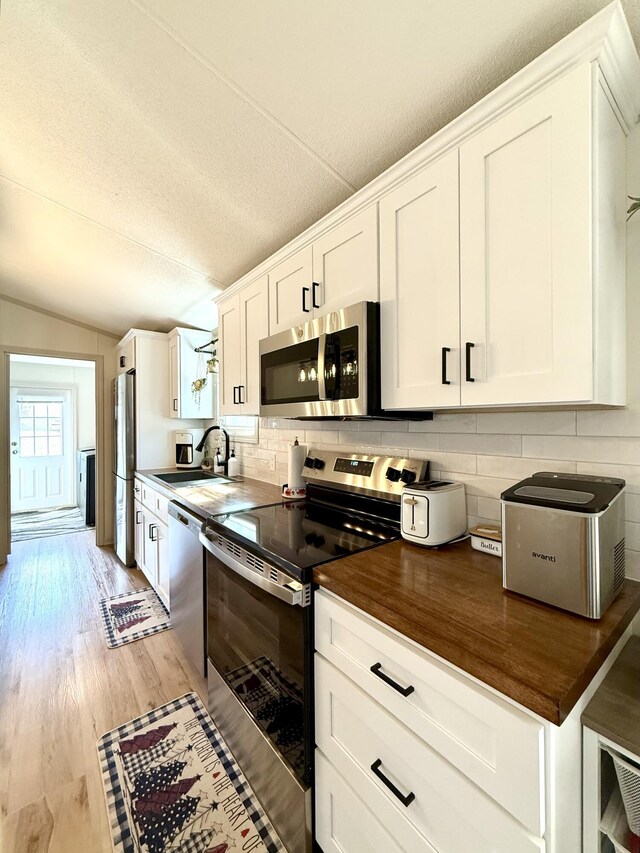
315, 750, 436, 853
133, 478, 143, 501
316, 656, 545, 853
315, 590, 545, 836
154, 492, 169, 522
140, 481, 156, 513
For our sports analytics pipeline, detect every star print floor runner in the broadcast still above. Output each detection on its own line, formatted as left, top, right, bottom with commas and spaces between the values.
100, 587, 171, 648
97, 692, 284, 853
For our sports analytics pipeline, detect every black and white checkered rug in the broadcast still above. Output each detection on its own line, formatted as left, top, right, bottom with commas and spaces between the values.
100, 587, 171, 648
97, 692, 284, 853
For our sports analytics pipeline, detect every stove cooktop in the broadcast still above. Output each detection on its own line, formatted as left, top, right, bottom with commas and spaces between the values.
206, 499, 400, 581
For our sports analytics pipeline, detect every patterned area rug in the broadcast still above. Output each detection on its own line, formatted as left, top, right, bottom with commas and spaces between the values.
100, 588, 171, 648
97, 692, 284, 853
227, 656, 305, 780
11, 505, 87, 542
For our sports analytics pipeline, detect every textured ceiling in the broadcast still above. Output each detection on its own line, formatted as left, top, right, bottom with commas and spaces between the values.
0, 0, 638, 336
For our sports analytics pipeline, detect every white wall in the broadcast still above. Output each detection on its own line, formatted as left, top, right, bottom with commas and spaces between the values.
10, 360, 96, 450
0, 296, 118, 547
233, 124, 640, 580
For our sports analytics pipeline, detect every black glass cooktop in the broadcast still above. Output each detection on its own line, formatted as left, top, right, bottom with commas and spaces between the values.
206, 500, 400, 581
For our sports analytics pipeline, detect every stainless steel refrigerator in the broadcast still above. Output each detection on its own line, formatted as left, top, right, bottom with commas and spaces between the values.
113, 372, 135, 566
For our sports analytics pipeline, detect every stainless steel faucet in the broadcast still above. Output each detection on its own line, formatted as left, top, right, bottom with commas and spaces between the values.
196, 425, 230, 474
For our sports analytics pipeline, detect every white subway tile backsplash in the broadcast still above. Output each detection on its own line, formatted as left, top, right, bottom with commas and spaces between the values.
523, 436, 640, 466
626, 493, 640, 524
626, 522, 640, 553
418, 451, 477, 475
477, 455, 577, 479
440, 474, 516, 500
440, 433, 522, 457
366, 420, 409, 433
408, 413, 477, 433
577, 407, 640, 437
476, 497, 501, 521
477, 411, 576, 435
339, 430, 382, 446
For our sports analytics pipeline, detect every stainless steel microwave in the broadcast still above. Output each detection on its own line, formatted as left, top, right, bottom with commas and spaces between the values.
259, 301, 431, 420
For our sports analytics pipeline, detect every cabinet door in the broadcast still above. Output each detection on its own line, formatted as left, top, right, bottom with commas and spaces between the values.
168, 336, 180, 418
460, 63, 592, 406
155, 518, 170, 609
141, 511, 158, 587
218, 296, 242, 416
134, 498, 144, 568
239, 275, 269, 415
116, 337, 136, 374
379, 150, 461, 409
268, 246, 313, 333
312, 205, 379, 317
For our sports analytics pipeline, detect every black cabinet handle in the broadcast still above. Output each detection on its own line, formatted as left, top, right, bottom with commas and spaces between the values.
149, 524, 157, 542
173, 398, 178, 412
465, 342, 475, 382
233, 386, 239, 404
302, 286, 311, 313
312, 281, 321, 309
238, 385, 245, 404
370, 662, 415, 697
441, 347, 451, 385
136, 510, 142, 524
370, 759, 415, 808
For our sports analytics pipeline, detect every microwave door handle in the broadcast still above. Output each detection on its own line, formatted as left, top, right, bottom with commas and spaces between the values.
199, 531, 306, 607
317, 332, 327, 401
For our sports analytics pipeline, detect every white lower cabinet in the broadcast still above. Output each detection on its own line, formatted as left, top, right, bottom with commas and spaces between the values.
135, 478, 170, 609
315, 590, 567, 852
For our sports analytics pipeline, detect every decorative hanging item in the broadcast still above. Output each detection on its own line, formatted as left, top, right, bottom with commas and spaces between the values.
207, 354, 218, 374
192, 348, 208, 406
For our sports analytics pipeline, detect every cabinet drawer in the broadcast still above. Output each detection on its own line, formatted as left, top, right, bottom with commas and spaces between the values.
315, 590, 544, 835
140, 481, 156, 513
316, 656, 545, 853
133, 478, 143, 501
315, 749, 436, 853
153, 492, 169, 522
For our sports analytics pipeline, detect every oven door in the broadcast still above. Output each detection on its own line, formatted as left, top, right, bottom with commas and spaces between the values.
201, 529, 312, 787
259, 301, 375, 418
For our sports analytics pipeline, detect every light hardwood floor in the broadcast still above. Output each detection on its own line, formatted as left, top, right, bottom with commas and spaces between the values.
0, 530, 206, 852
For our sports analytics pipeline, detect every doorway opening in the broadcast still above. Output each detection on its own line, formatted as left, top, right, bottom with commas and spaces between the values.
9, 354, 96, 543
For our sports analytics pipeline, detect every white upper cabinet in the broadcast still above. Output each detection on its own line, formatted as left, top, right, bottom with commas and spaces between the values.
219, 274, 269, 416
460, 63, 603, 407
268, 246, 313, 333
311, 205, 379, 316
268, 205, 379, 334
380, 151, 460, 410
168, 327, 216, 419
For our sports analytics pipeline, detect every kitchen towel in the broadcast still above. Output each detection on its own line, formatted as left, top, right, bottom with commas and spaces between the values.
287, 439, 306, 491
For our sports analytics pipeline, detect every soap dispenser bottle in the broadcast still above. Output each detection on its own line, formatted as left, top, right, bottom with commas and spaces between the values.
227, 448, 239, 478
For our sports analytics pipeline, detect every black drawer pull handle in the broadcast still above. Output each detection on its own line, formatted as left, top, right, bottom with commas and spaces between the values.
465, 341, 475, 382
135, 510, 142, 524
238, 385, 245, 404
233, 386, 239, 404
370, 662, 415, 697
441, 346, 451, 385
370, 759, 415, 808
302, 286, 311, 313
312, 281, 321, 309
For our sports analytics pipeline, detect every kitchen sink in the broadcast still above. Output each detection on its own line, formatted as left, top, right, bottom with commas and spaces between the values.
154, 470, 232, 485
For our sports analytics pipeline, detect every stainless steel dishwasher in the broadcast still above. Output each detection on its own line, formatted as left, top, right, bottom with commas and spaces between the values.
168, 501, 206, 677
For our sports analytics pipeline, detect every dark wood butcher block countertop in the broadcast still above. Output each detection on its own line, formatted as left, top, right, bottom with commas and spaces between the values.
314, 539, 640, 725
137, 469, 284, 520
582, 635, 640, 756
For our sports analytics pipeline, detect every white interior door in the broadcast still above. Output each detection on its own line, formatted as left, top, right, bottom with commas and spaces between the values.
10, 388, 74, 512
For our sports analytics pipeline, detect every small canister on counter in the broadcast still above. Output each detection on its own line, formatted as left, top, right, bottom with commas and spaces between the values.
469, 524, 502, 557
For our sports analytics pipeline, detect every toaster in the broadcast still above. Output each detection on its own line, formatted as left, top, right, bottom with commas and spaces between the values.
501, 472, 626, 618
401, 480, 467, 546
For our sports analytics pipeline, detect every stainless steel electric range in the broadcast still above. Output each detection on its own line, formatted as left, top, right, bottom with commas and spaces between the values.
200, 449, 428, 853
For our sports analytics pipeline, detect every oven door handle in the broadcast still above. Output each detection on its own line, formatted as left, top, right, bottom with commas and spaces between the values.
199, 531, 307, 607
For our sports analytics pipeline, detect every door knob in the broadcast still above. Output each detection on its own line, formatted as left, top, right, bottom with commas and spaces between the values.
12, 450, 18, 455
11, 441, 17, 446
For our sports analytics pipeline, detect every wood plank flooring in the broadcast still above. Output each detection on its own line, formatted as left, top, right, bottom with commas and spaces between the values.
0, 530, 206, 852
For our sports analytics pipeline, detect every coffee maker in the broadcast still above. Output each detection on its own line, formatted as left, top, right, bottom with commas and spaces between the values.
175, 429, 204, 469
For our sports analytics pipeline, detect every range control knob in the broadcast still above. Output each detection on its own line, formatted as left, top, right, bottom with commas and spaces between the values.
400, 469, 417, 485
304, 456, 315, 468
385, 466, 401, 482
313, 458, 325, 470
